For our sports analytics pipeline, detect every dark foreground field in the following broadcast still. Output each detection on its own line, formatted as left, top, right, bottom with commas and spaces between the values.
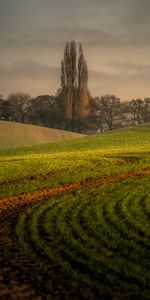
0, 124, 150, 299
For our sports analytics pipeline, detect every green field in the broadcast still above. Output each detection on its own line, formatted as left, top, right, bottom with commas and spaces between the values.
0, 123, 150, 299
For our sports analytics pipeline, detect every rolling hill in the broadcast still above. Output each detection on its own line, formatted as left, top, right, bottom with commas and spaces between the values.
0, 121, 85, 149
0, 122, 150, 299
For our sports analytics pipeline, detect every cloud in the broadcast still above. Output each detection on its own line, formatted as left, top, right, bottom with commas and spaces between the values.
2, 59, 149, 83
0, 0, 150, 99
0, 59, 150, 99
0, 60, 58, 80
113, 0, 150, 45
89, 66, 150, 100
1, 25, 122, 51
2, 18, 150, 54
89, 61, 150, 82
1, 0, 150, 49
88, 60, 150, 99
0, 60, 60, 97
103, 61, 150, 77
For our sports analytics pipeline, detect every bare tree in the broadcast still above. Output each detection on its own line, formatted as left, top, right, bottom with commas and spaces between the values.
77, 43, 90, 119
0, 96, 9, 120
129, 98, 144, 124
7, 93, 31, 123
60, 41, 77, 121
143, 98, 150, 123
60, 41, 90, 130
28, 95, 58, 127
94, 95, 121, 130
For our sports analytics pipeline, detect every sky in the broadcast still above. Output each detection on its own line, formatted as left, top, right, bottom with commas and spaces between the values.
0, 0, 150, 100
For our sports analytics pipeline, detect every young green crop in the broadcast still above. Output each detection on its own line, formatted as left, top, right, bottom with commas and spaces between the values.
0, 123, 150, 299
0, 123, 150, 198
14, 176, 150, 299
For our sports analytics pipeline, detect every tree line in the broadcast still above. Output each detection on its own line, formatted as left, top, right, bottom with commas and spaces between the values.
0, 41, 150, 132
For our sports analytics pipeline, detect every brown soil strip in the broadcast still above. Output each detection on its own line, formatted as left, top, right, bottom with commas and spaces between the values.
105, 155, 141, 163
0, 169, 69, 187
0, 167, 150, 212
0, 154, 146, 188
0, 166, 87, 187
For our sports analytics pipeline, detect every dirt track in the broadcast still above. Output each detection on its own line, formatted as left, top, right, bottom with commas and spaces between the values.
0, 166, 150, 212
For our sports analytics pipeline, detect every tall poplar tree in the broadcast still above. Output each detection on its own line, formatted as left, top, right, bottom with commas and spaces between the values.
60, 41, 90, 129
78, 43, 89, 118
60, 41, 77, 120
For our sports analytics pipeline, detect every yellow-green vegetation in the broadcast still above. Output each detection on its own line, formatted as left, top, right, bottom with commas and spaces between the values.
0, 120, 84, 149
0, 123, 150, 299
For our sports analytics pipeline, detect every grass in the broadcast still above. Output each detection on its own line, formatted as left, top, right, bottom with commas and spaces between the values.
0, 122, 150, 198
0, 123, 150, 299
0, 120, 84, 149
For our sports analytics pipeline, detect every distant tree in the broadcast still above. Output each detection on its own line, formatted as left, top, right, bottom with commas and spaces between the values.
129, 98, 144, 124
120, 100, 130, 114
93, 95, 121, 130
143, 98, 150, 122
88, 98, 103, 132
59, 41, 90, 131
7, 93, 31, 123
0, 96, 9, 120
55, 90, 67, 129
29, 95, 57, 127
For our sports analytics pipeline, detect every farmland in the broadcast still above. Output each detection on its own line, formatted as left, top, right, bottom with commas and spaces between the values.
0, 121, 84, 149
0, 123, 150, 299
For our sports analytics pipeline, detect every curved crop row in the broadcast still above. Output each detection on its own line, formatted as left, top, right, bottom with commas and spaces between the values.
15, 176, 150, 299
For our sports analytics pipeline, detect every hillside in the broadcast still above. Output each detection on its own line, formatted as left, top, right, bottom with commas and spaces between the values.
0, 123, 150, 299
0, 121, 85, 149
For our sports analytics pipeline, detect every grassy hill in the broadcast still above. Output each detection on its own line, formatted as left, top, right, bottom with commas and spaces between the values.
0, 123, 150, 299
0, 120, 85, 149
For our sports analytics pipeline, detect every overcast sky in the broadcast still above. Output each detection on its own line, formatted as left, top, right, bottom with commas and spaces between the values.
0, 0, 150, 100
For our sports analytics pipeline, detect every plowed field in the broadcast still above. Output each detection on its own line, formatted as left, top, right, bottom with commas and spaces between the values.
0, 124, 150, 299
